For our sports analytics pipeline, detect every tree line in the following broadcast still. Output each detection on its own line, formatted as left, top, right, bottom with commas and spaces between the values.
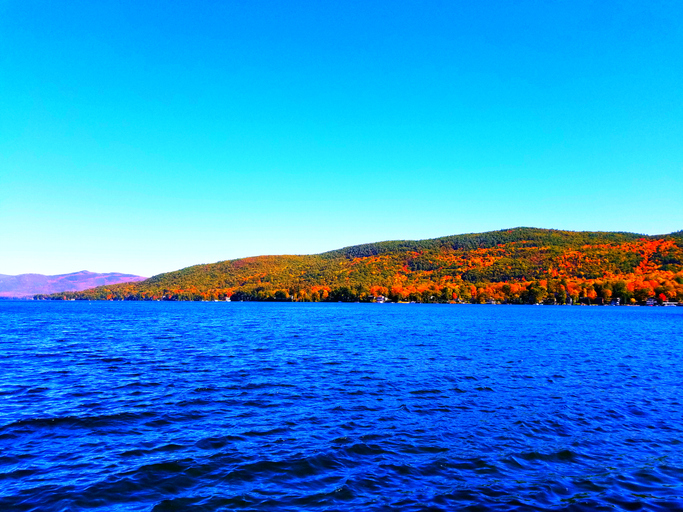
35, 229, 683, 304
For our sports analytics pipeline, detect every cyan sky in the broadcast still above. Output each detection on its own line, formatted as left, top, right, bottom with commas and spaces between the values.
1, 0, 681, 276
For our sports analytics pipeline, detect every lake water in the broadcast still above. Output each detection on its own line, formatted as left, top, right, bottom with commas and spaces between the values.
1, 302, 682, 511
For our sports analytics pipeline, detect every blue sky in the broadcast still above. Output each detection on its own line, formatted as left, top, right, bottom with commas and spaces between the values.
1, 0, 681, 277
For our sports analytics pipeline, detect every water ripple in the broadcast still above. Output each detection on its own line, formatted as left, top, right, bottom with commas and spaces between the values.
0, 302, 682, 511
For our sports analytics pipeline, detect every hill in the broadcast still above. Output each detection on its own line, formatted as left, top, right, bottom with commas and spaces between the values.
1, 271, 146, 298
35, 228, 683, 304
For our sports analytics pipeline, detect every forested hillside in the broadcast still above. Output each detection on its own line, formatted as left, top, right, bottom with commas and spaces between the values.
36, 228, 683, 304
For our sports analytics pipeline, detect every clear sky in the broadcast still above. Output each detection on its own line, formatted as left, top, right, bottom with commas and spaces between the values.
1, 0, 681, 277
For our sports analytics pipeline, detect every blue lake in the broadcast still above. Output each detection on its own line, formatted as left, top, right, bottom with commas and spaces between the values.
1, 302, 682, 511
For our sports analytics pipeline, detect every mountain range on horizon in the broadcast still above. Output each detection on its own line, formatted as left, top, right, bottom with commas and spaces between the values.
0, 271, 146, 298
35, 227, 683, 304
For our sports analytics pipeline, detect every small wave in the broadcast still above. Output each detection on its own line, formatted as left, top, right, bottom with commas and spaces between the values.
399, 444, 449, 455
343, 443, 395, 457
518, 449, 579, 463
225, 451, 347, 482
195, 435, 245, 450
0, 411, 157, 433
192, 387, 216, 393
119, 444, 186, 458
242, 427, 289, 438
151, 495, 258, 511
0, 468, 38, 481
117, 381, 162, 389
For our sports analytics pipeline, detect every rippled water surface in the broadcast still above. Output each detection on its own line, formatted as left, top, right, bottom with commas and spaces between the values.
1, 302, 682, 511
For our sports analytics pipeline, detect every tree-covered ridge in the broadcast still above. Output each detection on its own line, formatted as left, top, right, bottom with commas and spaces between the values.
36, 228, 683, 304
320, 227, 644, 259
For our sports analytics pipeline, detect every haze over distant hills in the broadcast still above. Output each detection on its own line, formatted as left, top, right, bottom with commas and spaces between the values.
0, 271, 146, 298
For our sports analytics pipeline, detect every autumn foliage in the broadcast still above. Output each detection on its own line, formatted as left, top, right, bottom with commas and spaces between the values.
36, 228, 683, 305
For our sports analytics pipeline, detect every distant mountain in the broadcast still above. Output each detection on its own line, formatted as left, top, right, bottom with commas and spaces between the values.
0, 271, 146, 298
38, 227, 683, 305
